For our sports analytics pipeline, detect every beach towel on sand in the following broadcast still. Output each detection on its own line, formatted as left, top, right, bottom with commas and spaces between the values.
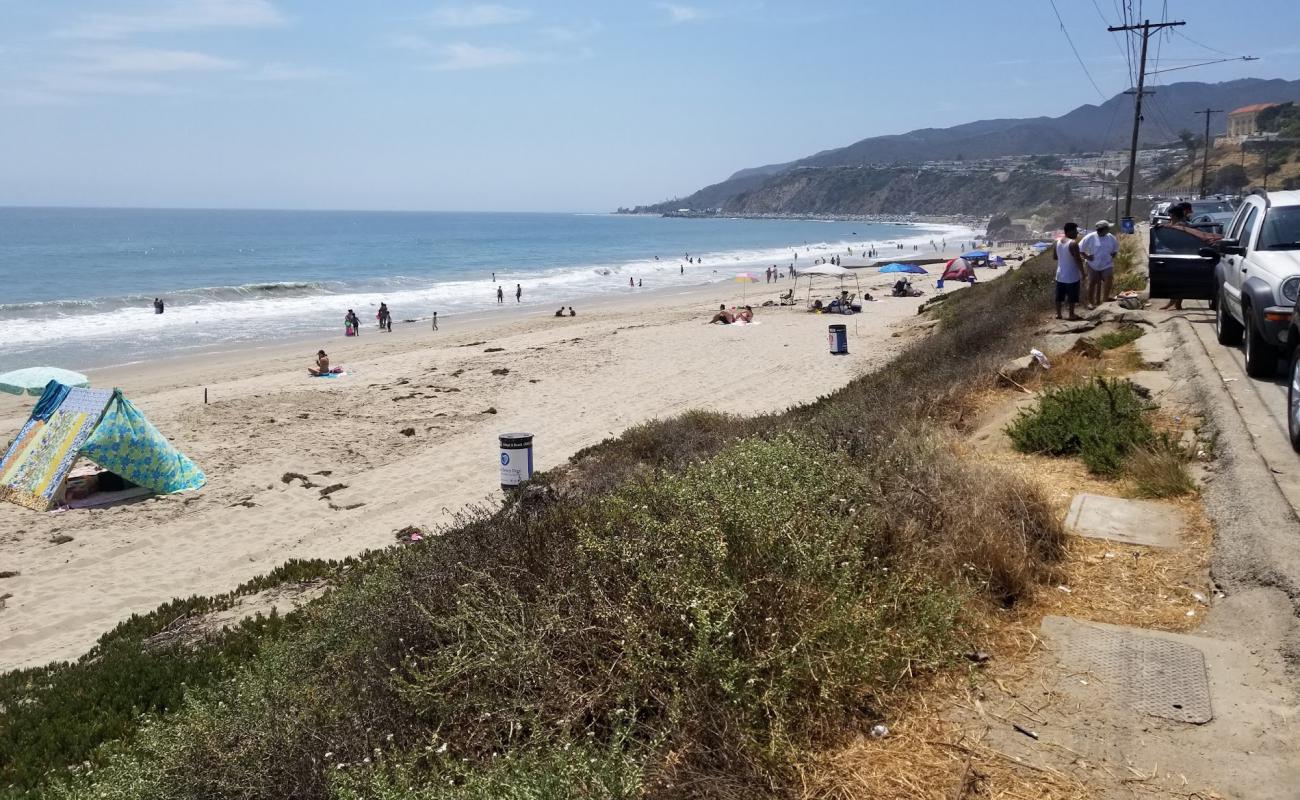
80, 390, 206, 494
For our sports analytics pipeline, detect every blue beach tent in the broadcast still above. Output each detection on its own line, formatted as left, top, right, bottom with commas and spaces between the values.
879, 263, 928, 274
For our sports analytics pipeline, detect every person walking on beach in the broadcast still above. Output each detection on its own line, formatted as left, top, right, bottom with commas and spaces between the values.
515, 284, 522, 303
1080, 220, 1119, 310
378, 302, 392, 332
432, 311, 438, 331
1053, 222, 1084, 321
630, 276, 635, 288
492, 272, 496, 282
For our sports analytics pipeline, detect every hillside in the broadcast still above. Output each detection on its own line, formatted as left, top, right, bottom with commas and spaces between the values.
719, 166, 1070, 218
631, 78, 1300, 216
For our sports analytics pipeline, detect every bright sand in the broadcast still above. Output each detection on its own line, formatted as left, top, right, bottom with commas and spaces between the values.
0, 254, 1017, 670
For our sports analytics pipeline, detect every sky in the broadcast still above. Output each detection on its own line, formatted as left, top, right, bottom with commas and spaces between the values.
1, 0, 1297, 212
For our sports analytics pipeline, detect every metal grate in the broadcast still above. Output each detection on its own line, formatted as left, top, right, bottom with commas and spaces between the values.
1045, 617, 1213, 724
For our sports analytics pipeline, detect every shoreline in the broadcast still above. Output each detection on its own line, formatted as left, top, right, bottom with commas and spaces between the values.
0, 223, 983, 376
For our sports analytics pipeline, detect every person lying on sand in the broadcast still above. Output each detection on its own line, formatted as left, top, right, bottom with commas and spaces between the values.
709, 304, 734, 324
735, 306, 754, 323
308, 350, 330, 376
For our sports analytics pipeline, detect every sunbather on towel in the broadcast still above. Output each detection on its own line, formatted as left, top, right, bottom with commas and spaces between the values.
709, 304, 734, 324
308, 350, 330, 376
735, 305, 754, 323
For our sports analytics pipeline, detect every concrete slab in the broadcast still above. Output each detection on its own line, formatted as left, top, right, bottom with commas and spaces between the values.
1136, 329, 1176, 367
1042, 616, 1212, 723
1065, 492, 1186, 548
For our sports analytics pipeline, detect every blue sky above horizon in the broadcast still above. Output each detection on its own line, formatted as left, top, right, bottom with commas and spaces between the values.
2, 0, 1297, 212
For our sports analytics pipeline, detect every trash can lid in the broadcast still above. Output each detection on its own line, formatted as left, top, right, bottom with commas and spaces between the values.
499, 432, 534, 444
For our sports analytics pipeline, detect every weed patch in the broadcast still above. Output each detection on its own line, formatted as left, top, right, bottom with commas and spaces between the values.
1095, 324, 1145, 351
1127, 438, 1196, 498
1007, 378, 1154, 476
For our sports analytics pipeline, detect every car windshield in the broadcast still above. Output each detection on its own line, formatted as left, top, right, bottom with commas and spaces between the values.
1190, 201, 1233, 214
1258, 206, 1300, 250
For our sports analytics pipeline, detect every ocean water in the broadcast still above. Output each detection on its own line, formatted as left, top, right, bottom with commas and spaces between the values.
0, 208, 971, 372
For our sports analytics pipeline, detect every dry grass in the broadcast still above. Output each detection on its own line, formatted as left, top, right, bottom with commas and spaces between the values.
801, 331, 1217, 800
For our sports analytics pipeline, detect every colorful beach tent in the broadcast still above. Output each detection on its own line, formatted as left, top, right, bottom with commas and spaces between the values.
0, 380, 204, 511
941, 257, 975, 281
0, 367, 89, 396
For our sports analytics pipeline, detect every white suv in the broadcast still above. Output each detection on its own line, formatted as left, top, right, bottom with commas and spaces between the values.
1212, 190, 1300, 378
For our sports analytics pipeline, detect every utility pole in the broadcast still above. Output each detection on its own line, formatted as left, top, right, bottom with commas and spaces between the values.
1109, 18, 1185, 220
1194, 108, 1223, 197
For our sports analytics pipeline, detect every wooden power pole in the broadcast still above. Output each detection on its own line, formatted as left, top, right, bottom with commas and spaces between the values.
1194, 108, 1223, 196
1108, 18, 1185, 219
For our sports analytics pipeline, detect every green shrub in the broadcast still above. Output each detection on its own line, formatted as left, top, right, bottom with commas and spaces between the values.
330, 747, 645, 800
1007, 378, 1155, 476
1095, 325, 1145, 350
0, 558, 354, 795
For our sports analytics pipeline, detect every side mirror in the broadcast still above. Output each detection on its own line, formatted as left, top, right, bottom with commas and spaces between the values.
1198, 247, 1220, 259
1219, 238, 1246, 257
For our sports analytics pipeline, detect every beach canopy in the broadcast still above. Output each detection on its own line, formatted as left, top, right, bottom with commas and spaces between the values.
1032, 241, 1051, 249
961, 250, 990, 259
0, 367, 89, 396
0, 380, 204, 511
798, 264, 852, 277
879, 263, 928, 274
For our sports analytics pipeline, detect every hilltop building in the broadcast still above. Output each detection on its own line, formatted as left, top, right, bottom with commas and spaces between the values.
1226, 103, 1279, 140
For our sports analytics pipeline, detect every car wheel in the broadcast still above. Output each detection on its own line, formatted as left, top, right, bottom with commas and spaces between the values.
1290, 347, 1300, 453
1215, 289, 1242, 345
1244, 308, 1280, 378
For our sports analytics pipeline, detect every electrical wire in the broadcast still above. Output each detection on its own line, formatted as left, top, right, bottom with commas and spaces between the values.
1173, 28, 1247, 59
1048, 0, 1108, 101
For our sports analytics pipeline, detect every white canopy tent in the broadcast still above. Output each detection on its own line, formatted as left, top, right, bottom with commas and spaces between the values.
795, 264, 861, 309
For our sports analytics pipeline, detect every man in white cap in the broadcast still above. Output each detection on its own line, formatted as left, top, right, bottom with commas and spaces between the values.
1080, 219, 1119, 309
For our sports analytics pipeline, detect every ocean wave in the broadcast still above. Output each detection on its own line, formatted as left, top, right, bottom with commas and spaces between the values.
0, 222, 976, 358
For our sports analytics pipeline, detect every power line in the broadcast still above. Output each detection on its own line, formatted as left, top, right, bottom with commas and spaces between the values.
1049, 0, 1107, 100
1149, 56, 1259, 75
1173, 28, 1246, 59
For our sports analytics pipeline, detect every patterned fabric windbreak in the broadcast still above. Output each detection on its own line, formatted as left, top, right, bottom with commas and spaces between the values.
80, 391, 206, 494
0, 386, 113, 510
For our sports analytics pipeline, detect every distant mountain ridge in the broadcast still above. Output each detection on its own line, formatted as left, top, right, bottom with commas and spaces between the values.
632, 78, 1300, 215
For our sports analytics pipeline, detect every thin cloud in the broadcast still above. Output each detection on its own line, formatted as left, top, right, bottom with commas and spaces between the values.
425, 4, 532, 28
55, 0, 286, 40
429, 42, 532, 71
246, 63, 337, 81
540, 21, 603, 44
72, 47, 239, 74
656, 3, 706, 23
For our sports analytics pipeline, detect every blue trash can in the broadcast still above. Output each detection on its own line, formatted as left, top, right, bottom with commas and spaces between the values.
1120, 216, 1135, 235
499, 432, 534, 489
828, 324, 848, 355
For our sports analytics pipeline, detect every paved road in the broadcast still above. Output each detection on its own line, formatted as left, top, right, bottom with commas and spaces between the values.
1179, 302, 1300, 516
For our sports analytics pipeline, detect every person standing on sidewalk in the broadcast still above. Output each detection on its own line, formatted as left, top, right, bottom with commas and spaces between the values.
1053, 222, 1084, 321
1080, 219, 1119, 309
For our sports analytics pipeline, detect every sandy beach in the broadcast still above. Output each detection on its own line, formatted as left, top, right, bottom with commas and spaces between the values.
0, 253, 1017, 670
